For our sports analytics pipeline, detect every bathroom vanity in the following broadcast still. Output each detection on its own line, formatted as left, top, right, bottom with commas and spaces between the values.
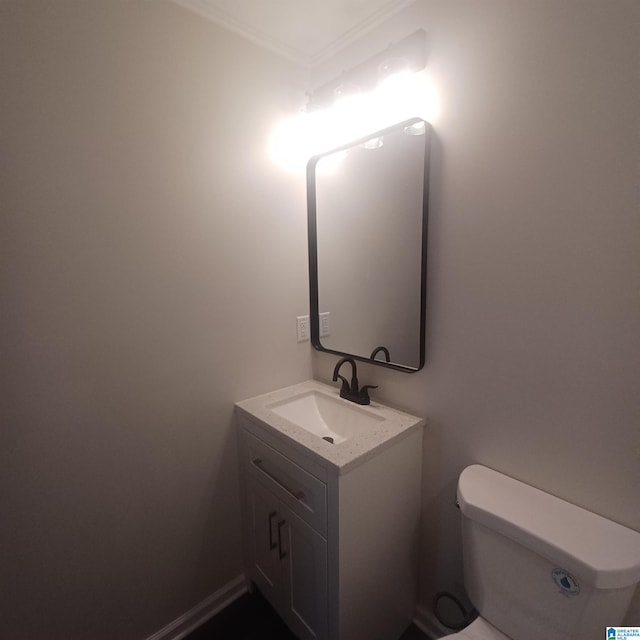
235, 380, 424, 640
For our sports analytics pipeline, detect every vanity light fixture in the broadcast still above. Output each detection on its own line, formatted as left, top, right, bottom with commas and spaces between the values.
269, 29, 439, 171
333, 81, 361, 102
378, 56, 411, 82
307, 29, 426, 111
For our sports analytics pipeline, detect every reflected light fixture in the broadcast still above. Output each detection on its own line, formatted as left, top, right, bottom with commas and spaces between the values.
361, 136, 384, 150
404, 120, 426, 136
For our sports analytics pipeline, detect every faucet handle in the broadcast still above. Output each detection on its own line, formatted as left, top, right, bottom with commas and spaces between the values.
335, 374, 351, 395
359, 384, 378, 403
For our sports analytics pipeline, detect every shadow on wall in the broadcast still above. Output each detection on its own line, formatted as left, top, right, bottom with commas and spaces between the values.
419, 420, 466, 600
190, 410, 245, 603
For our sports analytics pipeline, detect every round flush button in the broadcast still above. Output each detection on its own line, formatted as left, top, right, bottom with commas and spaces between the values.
552, 568, 580, 596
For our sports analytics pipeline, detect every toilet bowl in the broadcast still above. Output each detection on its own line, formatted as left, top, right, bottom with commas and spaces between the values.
443, 465, 640, 640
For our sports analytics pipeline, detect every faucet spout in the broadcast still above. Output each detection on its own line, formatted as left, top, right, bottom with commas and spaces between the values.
332, 357, 358, 393
332, 357, 378, 405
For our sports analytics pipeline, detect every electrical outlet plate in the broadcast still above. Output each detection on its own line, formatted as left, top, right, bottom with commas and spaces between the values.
296, 315, 310, 342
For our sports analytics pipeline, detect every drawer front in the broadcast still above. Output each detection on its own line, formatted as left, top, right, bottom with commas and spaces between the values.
242, 430, 327, 537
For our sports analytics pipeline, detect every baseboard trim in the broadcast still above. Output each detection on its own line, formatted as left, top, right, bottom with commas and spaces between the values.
414, 603, 450, 639
145, 574, 248, 640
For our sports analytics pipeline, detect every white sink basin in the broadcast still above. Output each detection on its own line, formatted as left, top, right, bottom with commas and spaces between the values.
267, 390, 384, 444
236, 380, 424, 473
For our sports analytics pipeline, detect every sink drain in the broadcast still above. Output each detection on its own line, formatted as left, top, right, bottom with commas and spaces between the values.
322, 436, 334, 444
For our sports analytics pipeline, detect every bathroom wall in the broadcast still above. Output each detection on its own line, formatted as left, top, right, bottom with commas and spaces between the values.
0, 2, 311, 638
3, 0, 638, 637
311, 0, 640, 626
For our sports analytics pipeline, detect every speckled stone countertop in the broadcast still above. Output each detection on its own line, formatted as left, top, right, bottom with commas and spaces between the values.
235, 379, 424, 474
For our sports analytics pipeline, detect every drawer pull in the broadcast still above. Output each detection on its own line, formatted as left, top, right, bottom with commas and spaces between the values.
268, 511, 277, 550
277, 519, 287, 559
252, 458, 306, 502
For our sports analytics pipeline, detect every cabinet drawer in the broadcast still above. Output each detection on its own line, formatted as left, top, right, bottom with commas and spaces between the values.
242, 430, 327, 537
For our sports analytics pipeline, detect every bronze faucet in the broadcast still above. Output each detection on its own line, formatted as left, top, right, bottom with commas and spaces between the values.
332, 357, 377, 405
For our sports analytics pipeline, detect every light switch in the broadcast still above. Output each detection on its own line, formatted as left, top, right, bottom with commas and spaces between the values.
320, 312, 330, 337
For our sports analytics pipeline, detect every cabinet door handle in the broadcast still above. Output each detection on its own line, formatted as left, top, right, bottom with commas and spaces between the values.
252, 458, 306, 502
277, 519, 288, 560
268, 511, 277, 550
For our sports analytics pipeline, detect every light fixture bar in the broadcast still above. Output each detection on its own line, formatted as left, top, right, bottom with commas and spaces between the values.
308, 29, 427, 110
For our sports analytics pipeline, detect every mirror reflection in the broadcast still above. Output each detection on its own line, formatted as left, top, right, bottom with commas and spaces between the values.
308, 118, 431, 372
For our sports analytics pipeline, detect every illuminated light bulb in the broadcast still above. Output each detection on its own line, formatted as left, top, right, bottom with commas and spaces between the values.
411, 72, 442, 124
269, 114, 303, 171
378, 68, 413, 93
269, 109, 325, 171
269, 68, 442, 171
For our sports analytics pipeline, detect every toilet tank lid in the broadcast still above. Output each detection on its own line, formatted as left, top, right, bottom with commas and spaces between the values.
457, 465, 640, 589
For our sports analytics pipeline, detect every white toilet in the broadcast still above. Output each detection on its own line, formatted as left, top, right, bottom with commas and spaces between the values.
445, 465, 640, 640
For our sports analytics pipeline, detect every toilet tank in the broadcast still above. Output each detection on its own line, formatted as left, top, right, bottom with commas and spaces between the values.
457, 465, 640, 640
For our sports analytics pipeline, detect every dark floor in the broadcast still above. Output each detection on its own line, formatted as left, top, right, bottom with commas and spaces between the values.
185, 590, 432, 640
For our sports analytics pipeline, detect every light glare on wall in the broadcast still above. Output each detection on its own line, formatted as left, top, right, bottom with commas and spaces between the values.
269, 70, 440, 172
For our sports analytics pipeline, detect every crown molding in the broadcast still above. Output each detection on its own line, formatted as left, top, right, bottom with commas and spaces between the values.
172, 0, 308, 65
171, 0, 416, 68
308, 0, 416, 67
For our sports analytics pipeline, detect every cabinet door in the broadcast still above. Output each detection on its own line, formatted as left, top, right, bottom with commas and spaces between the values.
280, 509, 328, 640
246, 477, 328, 640
247, 477, 282, 610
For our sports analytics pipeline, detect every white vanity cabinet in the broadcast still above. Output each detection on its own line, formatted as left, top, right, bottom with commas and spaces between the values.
236, 381, 424, 640
243, 429, 329, 639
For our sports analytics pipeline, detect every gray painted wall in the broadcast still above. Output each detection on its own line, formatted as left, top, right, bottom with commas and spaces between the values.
312, 0, 640, 624
0, 2, 310, 638
2, 0, 639, 638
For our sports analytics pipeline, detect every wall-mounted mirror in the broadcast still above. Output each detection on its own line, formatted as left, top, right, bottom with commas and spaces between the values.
307, 117, 431, 372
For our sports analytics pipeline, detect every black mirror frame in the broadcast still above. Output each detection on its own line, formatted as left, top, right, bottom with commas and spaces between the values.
306, 117, 431, 373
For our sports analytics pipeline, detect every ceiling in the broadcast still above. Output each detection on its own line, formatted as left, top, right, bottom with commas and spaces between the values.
171, 0, 416, 67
